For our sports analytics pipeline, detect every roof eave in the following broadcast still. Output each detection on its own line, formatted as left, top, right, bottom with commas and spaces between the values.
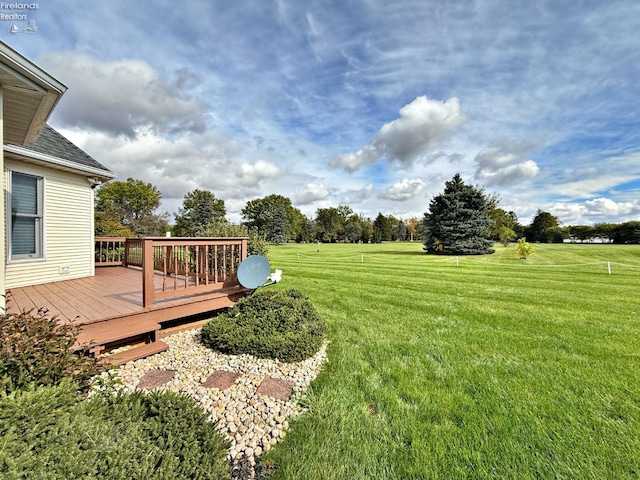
4, 144, 117, 182
0, 41, 67, 144
0, 42, 66, 94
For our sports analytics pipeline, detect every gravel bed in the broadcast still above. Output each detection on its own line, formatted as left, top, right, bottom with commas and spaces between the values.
91, 328, 328, 478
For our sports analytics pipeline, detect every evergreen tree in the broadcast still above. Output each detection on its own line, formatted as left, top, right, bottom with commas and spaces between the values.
268, 206, 288, 244
422, 173, 495, 255
173, 189, 226, 237
395, 220, 407, 241
372, 213, 386, 243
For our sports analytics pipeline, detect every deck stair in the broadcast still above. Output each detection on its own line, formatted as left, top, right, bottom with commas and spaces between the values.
76, 317, 169, 366
102, 340, 170, 366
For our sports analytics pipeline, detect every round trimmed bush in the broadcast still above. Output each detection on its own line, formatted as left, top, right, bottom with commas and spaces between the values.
0, 381, 231, 479
201, 289, 327, 362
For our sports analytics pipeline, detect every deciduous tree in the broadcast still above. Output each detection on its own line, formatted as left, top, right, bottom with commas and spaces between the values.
613, 221, 640, 244
489, 206, 521, 242
593, 223, 616, 243
95, 178, 168, 236
526, 210, 559, 243
498, 226, 516, 247
344, 220, 364, 243
241, 194, 303, 242
94, 212, 134, 237
515, 237, 534, 259
345, 214, 372, 243
314, 207, 344, 242
406, 217, 419, 241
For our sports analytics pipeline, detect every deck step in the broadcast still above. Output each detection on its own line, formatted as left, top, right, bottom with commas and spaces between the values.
75, 317, 161, 350
102, 341, 170, 366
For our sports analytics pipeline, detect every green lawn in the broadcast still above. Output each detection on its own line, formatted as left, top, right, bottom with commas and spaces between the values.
262, 242, 640, 479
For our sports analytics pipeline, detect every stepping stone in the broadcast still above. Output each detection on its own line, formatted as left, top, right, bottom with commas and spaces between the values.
137, 369, 177, 390
202, 370, 241, 390
257, 376, 295, 401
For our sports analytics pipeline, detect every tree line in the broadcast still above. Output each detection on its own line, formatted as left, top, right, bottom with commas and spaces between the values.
93, 178, 421, 244
501, 209, 640, 244
94, 177, 640, 253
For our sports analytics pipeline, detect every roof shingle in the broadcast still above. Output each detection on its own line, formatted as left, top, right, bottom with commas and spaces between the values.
17, 124, 112, 174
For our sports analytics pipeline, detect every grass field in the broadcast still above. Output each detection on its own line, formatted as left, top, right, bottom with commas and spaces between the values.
260, 242, 640, 479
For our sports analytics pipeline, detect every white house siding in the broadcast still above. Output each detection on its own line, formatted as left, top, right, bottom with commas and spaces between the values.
5, 158, 94, 288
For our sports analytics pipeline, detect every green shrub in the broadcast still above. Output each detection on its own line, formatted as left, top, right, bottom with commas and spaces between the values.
203, 221, 270, 258
201, 289, 327, 362
0, 308, 101, 394
0, 380, 231, 479
247, 228, 270, 258
515, 237, 535, 259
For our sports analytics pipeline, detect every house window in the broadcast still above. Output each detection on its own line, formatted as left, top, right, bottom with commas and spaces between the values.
9, 171, 44, 260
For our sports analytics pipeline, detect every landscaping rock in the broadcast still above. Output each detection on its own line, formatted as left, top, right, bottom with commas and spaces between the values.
136, 369, 177, 390
256, 376, 295, 401
95, 328, 328, 478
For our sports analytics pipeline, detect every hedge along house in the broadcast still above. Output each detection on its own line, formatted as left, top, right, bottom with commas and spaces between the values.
2, 41, 250, 365
0, 40, 115, 310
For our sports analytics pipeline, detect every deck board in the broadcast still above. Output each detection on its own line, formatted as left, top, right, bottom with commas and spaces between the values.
6, 267, 247, 326
37, 281, 101, 322
22, 284, 65, 319
6, 286, 37, 313
55, 274, 134, 318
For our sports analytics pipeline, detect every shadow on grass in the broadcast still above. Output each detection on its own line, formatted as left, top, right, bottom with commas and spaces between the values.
367, 250, 428, 256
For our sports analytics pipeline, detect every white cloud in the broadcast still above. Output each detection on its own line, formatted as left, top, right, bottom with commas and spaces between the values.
61, 127, 281, 205
477, 160, 540, 186
234, 161, 281, 187
293, 183, 330, 205
474, 140, 541, 186
584, 197, 638, 217
380, 178, 426, 201
341, 183, 374, 204
550, 197, 640, 225
38, 52, 207, 137
330, 96, 466, 171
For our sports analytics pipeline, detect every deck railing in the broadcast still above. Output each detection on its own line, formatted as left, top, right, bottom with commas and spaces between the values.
95, 237, 248, 307
95, 237, 127, 266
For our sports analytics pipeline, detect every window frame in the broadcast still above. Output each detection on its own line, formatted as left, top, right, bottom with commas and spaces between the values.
6, 169, 45, 262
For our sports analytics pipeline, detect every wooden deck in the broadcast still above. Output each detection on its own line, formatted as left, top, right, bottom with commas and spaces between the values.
5, 236, 251, 365
6, 266, 246, 327
6, 266, 249, 364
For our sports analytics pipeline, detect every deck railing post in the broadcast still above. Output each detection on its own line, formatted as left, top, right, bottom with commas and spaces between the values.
142, 238, 155, 307
241, 238, 248, 262
124, 239, 130, 267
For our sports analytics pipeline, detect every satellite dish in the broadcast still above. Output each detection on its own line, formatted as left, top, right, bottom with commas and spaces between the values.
237, 255, 271, 289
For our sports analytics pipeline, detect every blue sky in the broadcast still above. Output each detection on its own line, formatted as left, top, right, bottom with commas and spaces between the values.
3, 0, 640, 225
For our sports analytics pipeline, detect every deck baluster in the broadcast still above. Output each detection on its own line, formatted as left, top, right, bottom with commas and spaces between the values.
104, 237, 246, 308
